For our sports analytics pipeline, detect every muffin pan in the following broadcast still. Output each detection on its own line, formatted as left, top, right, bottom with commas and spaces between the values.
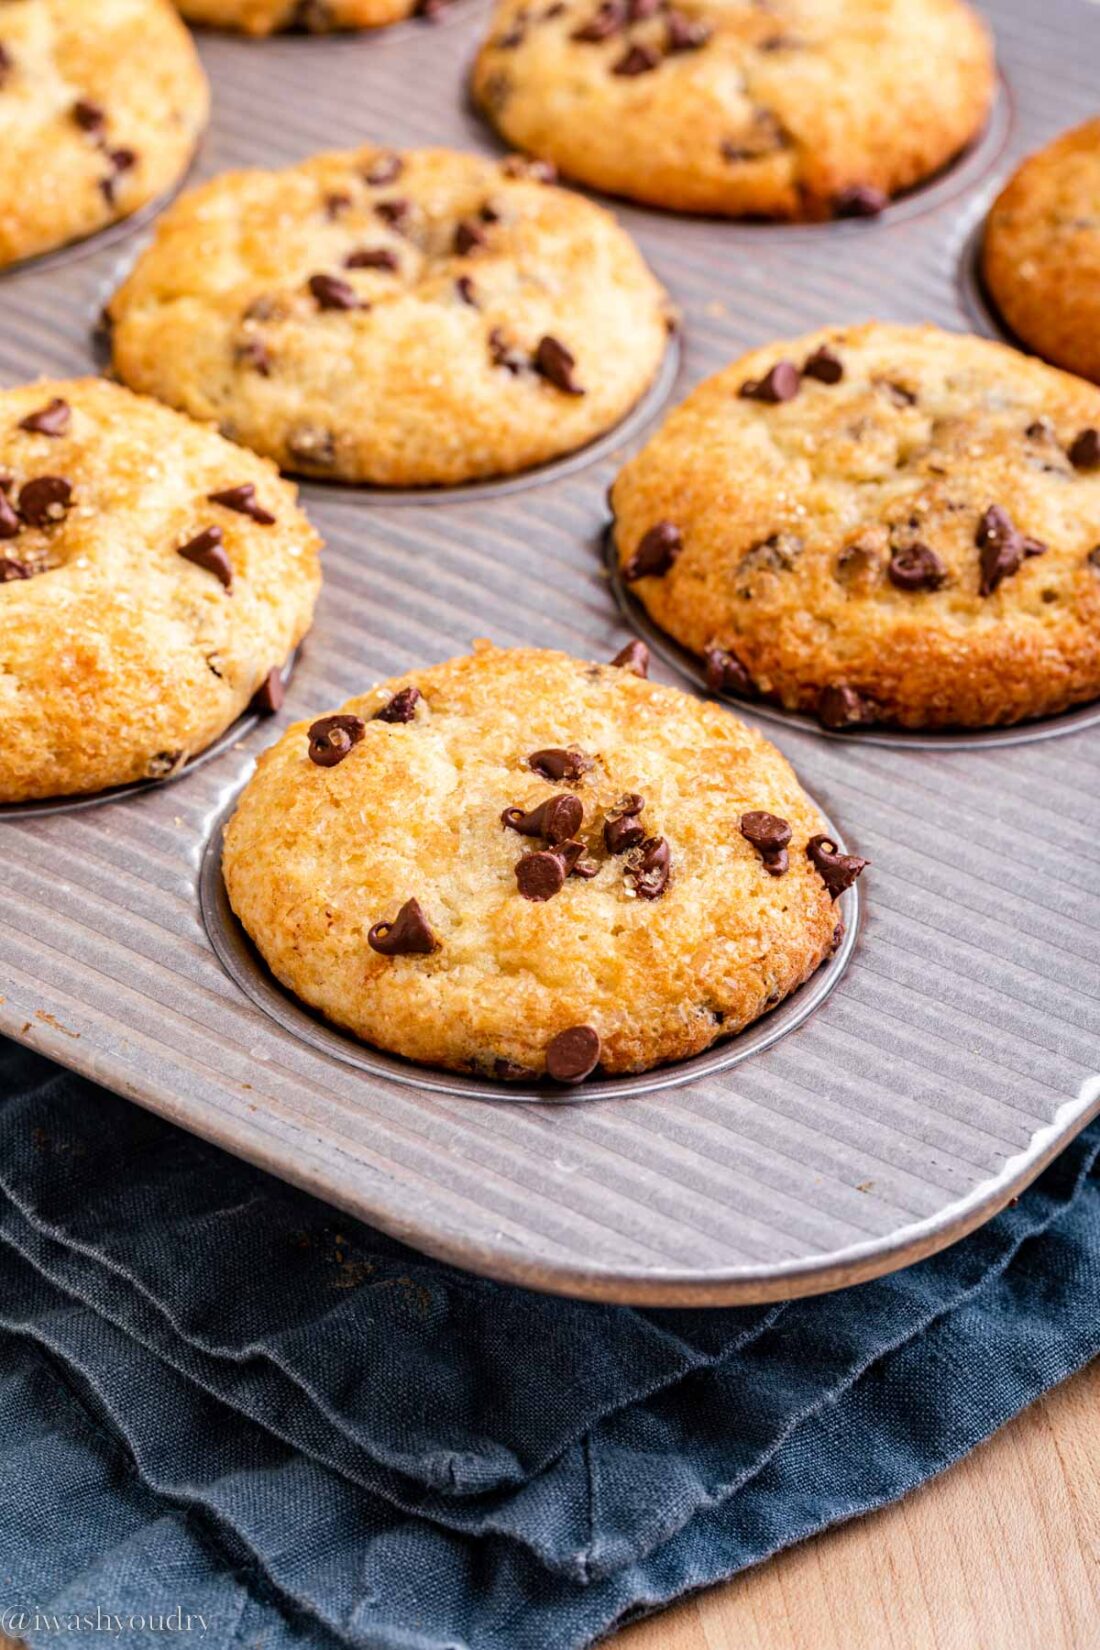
1, 0, 1098, 1306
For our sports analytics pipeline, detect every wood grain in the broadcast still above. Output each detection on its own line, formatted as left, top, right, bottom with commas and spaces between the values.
614, 1359, 1100, 1650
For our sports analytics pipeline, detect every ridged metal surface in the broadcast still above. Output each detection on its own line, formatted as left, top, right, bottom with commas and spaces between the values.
1, 0, 1098, 1304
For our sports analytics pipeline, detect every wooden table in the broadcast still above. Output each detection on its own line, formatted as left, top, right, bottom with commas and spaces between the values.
1, 1363, 1094, 1649
617, 1359, 1099, 1650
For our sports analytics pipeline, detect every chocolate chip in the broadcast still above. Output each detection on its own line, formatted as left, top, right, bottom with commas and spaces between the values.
309, 273, 361, 311
739, 361, 800, 403
0, 44, 12, 88
817, 683, 876, 729
1089, 547, 1100, 575
665, 10, 711, 49
344, 248, 400, 272
558, 839, 600, 878
99, 147, 136, 205
364, 153, 403, 187
571, 1, 625, 40
534, 335, 584, 395
324, 191, 353, 219
875, 378, 917, 408
235, 337, 272, 376
833, 184, 888, 218
976, 504, 1046, 596
146, 750, 186, 780
502, 793, 583, 844
623, 521, 682, 581
720, 109, 790, 161
19, 398, 70, 437
604, 793, 645, 854
1025, 418, 1054, 443
18, 475, 72, 527
612, 42, 661, 73
0, 491, 20, 539
740, 811, 791, 877
802, 345, 844, 385
888, 542, 946, 592
287, 425, 336, 468
373, 685, 421, 724
72, 97, 106, 134
493, 1059, 533, 1081
545, 1024, 601, 1082
806, 834, 869, 900
454, 218, 488, 255
455, 275, 478, 306
704, 645, 754, 697
177, 526, 232, 589
308, 713, 366, 767
208, 483, 276, 525
489, 328, 527, 374
368, 898, 438, 955
0, 557, 31, 581
249, 667, 285, 714
515, 849, 567, 901
626, 834, 670, 899
609, 639, 650, 677
527, 747, 594, 783
375, 198, 412, 232
1069, 428, 1100, 470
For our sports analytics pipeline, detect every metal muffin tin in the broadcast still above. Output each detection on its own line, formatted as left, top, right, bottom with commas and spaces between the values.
1, 0, 1098, 1305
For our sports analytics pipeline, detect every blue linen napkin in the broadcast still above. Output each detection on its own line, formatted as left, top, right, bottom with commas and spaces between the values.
0, 1036, 1097, 1650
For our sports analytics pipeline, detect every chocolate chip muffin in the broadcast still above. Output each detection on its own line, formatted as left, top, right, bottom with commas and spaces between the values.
611, 323, 1100, 731
982, 118, 1100, 386
0, 0, 208, 271
222, 642, 862, 1081
176, 0, 432, 31
106, 146, 673, 487
471, 0, 994, 219
0, 378, 321, 804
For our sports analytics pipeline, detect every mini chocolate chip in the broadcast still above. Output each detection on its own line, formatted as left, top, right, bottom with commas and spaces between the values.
454, 217, 488, 255
802, 345, 844, 385
373, 685, 421, 724
976, 504, 1046, 596
287, 425, 336, 467
1089, 547, 1100, 574
626, 834, 670, 899
502, 793, 583, 844
494, 1059, 533, 1081
818, 683, 876, 729
324, 191, 353, 219
623, 521, 682, 581
534, 335, 584, 395
613, 42, 661, 73
515, 849, 566, 901
545, 1024, 601, 1083
739, 361, 800, 403
208, 483, 276, 525
875, 378, 918, 408
146, 750, 186, 780
177, 526, 232, 589
1026, 418, 1054, 442
309, 272, 362, 311
455, 275, 478, 306
235, 337, 272, 376
806, 834, 869, 900
250, 667, 285, 714
345, 247, 400, 272
571, 1, 625, 40
18, 475, 72, 527
0, 491, 19, 539
19, 398, 70, 437
368, 898, 438, 955
99, 147, 136, 205
0, 44, 12, 88
604, 793, 645, 854
740, 810, 792, 875
308, 713, 366, 767
1069, 428, 1100, 470
364, 153, 403, 186
704, 645, 754, 696
489, 328, 527, 374
829, 919, 845, 955
609, 639, 650, 676
888, 542, 947, 591
375, 198, 412, 232
665, 11, 711, 49
833, 184, 888, 218
0, 557, 31, 581
527, 747, 594, 783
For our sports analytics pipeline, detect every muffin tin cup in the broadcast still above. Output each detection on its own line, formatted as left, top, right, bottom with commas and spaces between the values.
3, 0, 1100, 1306
603, 531, 1100, 751
199, 788, 863, 1103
